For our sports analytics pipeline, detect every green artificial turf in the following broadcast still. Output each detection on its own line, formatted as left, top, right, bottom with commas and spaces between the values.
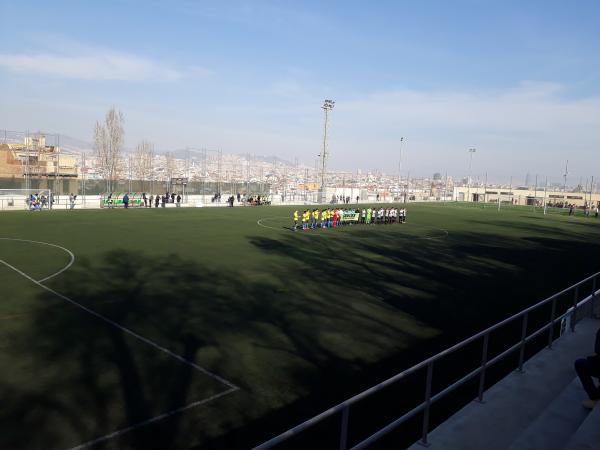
0, 203, 599, 449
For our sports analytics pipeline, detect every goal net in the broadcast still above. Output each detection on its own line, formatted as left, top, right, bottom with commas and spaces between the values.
0, 189, 53, 211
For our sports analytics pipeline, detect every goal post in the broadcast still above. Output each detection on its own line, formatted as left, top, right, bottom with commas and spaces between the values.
0, 189, 53, 211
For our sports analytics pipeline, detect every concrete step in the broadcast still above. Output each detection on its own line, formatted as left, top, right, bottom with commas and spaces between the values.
407, 318, 599, 450
507, 378, 589, 450
562, 401, 600, 450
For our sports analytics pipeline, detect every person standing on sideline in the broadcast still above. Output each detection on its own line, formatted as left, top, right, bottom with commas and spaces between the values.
143, 192, 147, 207
155, 194, 159, 208
177, 193, 182, 207
69, 193, 75, 210
123, 193, 129, 209
574, 327, 600, 409
149, 194, 153, 208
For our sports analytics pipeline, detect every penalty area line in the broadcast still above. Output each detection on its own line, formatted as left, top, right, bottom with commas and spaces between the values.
0, 258, 238, 390
0, 242, 240, 449
66, 387, 238, 450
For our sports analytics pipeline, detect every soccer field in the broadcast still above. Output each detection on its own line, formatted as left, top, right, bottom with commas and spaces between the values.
1, 203, 599, 450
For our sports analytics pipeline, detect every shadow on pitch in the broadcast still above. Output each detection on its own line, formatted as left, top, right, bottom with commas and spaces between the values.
1, 249, 429, 450
223, 222, 600, 449
2, 217, 600, 450
0, 251, 236, 450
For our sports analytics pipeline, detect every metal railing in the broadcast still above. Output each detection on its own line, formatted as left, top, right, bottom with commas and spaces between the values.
254, 272, 600, 450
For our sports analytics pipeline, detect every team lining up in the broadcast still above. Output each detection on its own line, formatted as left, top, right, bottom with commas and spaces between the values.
293, 207, 407, 231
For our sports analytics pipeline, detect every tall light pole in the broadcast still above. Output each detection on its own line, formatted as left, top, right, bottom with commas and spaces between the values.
563, 160, 569, 208
467, 148, 476, 202
543, 177, 548, 215
397, 137, 404, 201
319, 99, 335, 203
82, 152, 87, 207
533, 174, 538, 211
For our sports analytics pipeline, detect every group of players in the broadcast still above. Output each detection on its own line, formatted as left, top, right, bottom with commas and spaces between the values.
292, 207, 407, 231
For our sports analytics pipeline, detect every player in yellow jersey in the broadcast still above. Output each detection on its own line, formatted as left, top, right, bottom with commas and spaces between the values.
302, 210, 309, 230
293, 210, 299, 231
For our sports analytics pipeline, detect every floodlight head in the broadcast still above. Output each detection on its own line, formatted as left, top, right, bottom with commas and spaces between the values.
469, 148, 476, 153
322, 99, 335, 110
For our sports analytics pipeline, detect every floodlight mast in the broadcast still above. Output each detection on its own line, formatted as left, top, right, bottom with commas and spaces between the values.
563, 160, 569, 208
467, 148, 476, 203
397, 137, 404, 200
319, 99, 335, 203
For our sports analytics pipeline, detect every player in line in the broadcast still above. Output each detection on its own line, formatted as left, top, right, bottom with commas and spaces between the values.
292, 207, 406, 231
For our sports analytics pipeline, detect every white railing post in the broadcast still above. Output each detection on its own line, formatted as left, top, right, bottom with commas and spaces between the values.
517, 312, 528, 372
548, 297, 557, 348
339, 406, 349, 450
477, 332, 490, 402
591, 276, 597, 318
571, 286, 579, 332
420, 362, 434, 447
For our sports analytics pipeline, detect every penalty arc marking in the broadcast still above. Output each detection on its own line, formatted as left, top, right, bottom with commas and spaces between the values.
0, 237, 76, 282
0, 237, 239, 450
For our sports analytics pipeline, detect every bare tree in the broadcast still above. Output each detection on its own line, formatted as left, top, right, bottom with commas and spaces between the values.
94, 108, 124, 192
133, 140, 154, 190
164, 151, 176, 183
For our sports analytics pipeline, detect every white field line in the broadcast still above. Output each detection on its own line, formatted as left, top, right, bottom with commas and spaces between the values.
67, 387, 238, 450
418, 228, 449, 240
257, 216, 291, 232
0, 238, 239, 449
0, 237, 75, 282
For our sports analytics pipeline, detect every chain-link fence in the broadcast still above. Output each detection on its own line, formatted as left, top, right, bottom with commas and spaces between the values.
0, 177, 270, 196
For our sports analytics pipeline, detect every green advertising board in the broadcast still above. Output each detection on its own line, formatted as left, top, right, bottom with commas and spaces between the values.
342, 211, 360, 222
101, 194, 144, 208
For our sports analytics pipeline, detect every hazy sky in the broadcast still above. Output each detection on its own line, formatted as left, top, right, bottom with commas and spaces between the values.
1, 0, 599, 183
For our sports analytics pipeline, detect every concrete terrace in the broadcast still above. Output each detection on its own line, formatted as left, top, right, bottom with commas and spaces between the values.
408, 317, 600, 450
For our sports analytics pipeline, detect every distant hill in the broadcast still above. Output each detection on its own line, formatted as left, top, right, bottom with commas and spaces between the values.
55, 136, 294, 167
155, 148, 294, 166
59, 135, 94, 154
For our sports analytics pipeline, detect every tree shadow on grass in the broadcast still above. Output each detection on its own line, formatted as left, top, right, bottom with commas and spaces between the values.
220, 224, 600, 449
2, 219, 600, 450
0, 251, 232, 450
1, 249, 437, 450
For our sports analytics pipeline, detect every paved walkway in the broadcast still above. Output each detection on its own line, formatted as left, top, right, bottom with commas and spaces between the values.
408, 318, 600, 450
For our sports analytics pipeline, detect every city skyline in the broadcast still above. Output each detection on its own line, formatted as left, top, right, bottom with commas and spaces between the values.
1, 1, 599, 182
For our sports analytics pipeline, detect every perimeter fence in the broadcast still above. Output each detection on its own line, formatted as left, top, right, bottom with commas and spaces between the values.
253, 273, 600, 450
